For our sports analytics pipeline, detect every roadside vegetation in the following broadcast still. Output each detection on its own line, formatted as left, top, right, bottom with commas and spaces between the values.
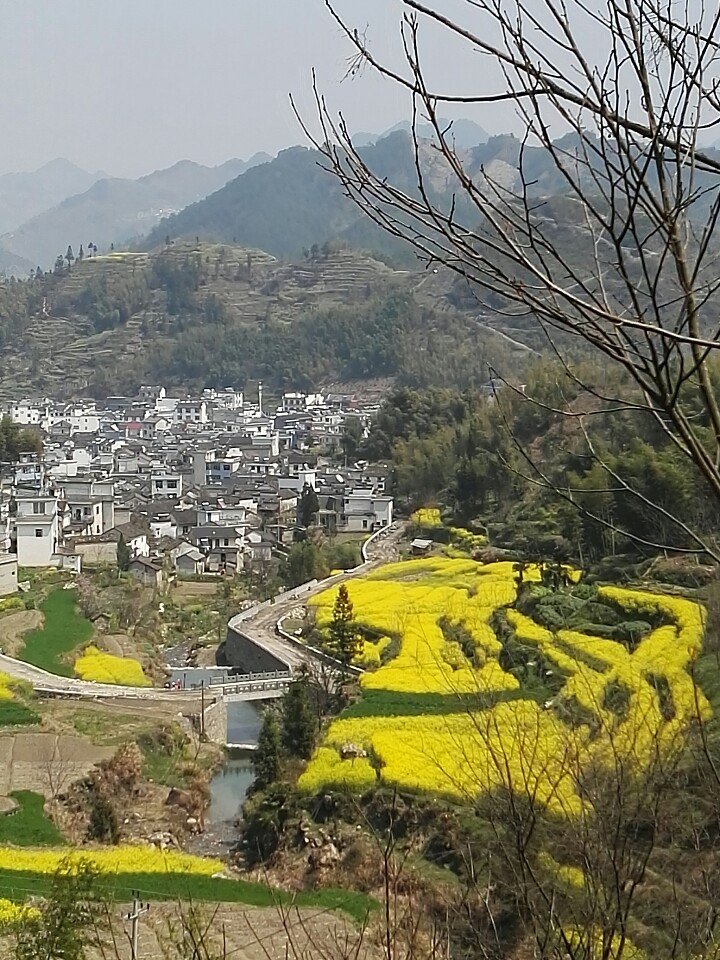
0, 676, 39, 728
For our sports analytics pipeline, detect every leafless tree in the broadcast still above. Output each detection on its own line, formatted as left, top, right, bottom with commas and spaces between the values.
301, 0, 720, 560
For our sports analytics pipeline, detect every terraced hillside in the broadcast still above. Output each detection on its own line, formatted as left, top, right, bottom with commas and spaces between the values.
0, 242, 532, 399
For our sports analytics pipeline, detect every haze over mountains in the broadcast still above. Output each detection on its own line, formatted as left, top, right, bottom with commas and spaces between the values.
0, 153, 271, 272
0, 158, 105, 235
0, 118, 493, 274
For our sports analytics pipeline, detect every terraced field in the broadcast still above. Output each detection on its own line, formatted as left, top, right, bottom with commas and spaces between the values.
301, 558, 708, 817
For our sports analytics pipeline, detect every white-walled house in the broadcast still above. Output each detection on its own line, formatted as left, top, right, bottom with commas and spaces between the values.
318, 490, 393, 534
10, 400, 51, 428
151, 469, 183, 500
205, 454, 244, 486
342, 491, 393, 531
13, 493, 60, 566
13, 454, 44, 490
174, 400, 209, 425
61, 478, 115, 536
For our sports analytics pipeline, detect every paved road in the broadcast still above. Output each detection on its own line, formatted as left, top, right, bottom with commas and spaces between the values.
232, 522, 407, 673
0, 523, 406, 702
0, 653, 202, 703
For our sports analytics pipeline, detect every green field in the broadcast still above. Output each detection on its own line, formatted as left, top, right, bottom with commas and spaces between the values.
0, 698, 39, 728
18, 589, 93, 677
0, 793, 64, 847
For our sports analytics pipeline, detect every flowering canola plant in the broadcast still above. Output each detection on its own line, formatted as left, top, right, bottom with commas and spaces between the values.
0, 674, 18, 702
0, 898, 40, 929
73, 647, 151, 687
410, 508, 442, 528
303, 558, 708, 815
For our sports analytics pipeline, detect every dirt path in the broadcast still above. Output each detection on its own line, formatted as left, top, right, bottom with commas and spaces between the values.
0, 732, 114, 794
0, 609, 43, 657
96, 900, 376, 960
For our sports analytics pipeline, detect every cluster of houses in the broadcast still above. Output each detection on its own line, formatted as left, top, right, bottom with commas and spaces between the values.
0, 385, 393, 595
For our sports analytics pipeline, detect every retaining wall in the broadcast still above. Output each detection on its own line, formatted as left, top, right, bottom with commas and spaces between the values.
224, 628, 291, 673
202, 697, 227, 745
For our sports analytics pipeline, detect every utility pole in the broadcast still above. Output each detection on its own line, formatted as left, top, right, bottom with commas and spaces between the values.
123, 892, 149, 960
200, 678, 205, 738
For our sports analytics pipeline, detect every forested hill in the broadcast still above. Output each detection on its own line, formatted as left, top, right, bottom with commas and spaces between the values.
142, 131, 626, 262
144, 136, 431, 262
146, 130, 720, 274
0, 242, 535, 401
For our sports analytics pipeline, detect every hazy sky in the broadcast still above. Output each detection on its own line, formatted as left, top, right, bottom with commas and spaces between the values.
0, 0, 507, 179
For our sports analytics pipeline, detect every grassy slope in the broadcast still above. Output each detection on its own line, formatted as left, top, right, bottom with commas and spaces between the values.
18, 589, 92, 677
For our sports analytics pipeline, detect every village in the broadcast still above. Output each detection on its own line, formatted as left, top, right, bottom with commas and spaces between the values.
0, 383, 394, 594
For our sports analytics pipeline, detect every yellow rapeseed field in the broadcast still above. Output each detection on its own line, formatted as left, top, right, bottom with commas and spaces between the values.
73, 647, 151, 687
0, 845, 224, 877
301, 558, 709, 815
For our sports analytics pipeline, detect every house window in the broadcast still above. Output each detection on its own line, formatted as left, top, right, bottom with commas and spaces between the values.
224, 539, 229, 546
35, 529, 43, 538
32, 502, 45, 515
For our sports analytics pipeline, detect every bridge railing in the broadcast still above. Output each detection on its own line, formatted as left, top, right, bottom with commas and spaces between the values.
208, 670, 291, 688
217, 676, 292, 696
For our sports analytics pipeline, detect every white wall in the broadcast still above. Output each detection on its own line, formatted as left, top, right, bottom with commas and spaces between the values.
15, 519, 57, 566
0, 557, 18, 596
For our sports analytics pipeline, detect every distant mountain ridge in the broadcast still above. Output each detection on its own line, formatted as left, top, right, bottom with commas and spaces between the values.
144, 133, 459, 261
144, 130, 589, 262
0, 158, 104, 235
353, 117, 489, 148
0, 154, 270, 269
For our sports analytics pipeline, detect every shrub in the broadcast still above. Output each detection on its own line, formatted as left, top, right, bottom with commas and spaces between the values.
410, 508, 442, 528
0, 597, 23, 614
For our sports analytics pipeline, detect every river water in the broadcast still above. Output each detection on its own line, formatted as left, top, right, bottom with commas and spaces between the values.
167, 668, 262, 829
210, 701, 262, 827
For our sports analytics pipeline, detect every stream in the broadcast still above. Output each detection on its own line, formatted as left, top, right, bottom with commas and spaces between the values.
199, 702, 262, 853
166, 667, 263, 851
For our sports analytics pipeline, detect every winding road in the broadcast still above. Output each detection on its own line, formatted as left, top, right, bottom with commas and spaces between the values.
224, 522, 406, 675
0, 523, 406, 703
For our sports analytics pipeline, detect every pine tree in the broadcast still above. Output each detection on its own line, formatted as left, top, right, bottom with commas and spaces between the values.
116, 533, 131, 572
281, 670, 316, 759
252, 710, 282, 790
329, 583, 361, 667
297, 482, 319, 528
